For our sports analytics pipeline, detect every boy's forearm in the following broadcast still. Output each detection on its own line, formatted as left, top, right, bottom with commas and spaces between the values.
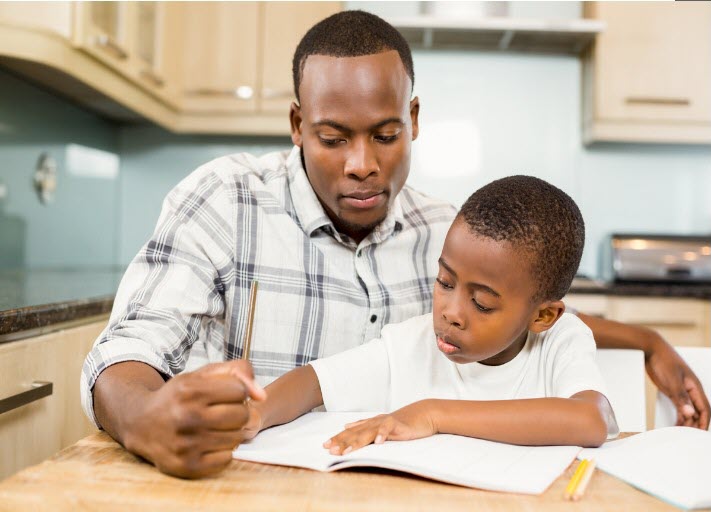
427, 393, 609, 447
258, 364, 324, 430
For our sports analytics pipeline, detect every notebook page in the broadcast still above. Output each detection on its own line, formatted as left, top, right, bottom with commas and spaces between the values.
235, 412, 580, 494
579, 427, 711, 510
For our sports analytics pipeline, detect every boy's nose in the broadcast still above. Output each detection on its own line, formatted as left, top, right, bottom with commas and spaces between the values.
344, 139, 379, 179
442, 300, 465, 329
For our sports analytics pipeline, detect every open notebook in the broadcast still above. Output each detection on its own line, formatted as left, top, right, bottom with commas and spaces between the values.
579, 426, 711, 510
234, 412, 581, 495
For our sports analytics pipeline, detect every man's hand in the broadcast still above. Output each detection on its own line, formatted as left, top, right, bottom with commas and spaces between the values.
323, 401, 436, 455
645, 338, 710, 429
95, 360, 266, 479
576, 313, 710, 430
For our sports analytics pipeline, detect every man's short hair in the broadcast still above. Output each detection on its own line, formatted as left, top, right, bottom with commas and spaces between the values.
292, 10, 414, 102
458, 175, 585, 302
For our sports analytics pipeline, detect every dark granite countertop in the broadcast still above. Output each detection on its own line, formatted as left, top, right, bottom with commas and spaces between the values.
0, 267, 124, 341
569, 277, 711, 299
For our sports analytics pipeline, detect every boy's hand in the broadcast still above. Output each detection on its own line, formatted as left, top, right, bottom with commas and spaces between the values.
323, 401, 436, 455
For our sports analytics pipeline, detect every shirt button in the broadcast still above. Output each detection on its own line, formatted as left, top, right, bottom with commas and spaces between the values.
357, 251, 362, 258
370, 314, 377, 323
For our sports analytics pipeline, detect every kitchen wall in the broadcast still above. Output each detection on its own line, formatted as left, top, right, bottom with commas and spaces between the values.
1, 3, 711, 277
0, 68, 120, 268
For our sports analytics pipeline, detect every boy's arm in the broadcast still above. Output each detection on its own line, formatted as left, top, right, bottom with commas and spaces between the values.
578, 313, 710, 430
247, 365, 324, 436
324, 391, 612, 454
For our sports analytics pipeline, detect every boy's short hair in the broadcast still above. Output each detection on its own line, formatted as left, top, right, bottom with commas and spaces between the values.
292, 10, 415, 102
459, 175, 585, 302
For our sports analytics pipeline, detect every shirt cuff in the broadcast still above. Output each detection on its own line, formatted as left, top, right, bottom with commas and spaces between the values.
80, 338, 174, 428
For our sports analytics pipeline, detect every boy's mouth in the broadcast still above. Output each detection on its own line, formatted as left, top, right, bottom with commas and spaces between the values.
436, 335, 460, 355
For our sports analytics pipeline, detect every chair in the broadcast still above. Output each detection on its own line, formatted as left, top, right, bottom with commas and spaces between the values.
595, 349, 647, 432
654, 347, 711, 431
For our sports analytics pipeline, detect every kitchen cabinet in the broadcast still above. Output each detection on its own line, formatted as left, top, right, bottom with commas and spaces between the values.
174, 1, 340, 122
583, 2, 711, 144
564, 294, 711, 428
0, 319, 105, 480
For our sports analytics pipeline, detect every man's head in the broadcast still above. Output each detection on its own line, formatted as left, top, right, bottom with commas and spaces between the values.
290, 11, 419, 243
433, 176, 585, 366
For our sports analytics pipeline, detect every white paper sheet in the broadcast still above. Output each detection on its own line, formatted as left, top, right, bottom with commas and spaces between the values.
235, 412, 581, 494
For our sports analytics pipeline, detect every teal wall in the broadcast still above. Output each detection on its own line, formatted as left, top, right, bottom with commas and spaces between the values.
1, 24, 710, 277
0, 68, 120, 268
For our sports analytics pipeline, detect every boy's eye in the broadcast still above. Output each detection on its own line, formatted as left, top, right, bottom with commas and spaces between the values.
473, 299, 493, 313
436, 277, 453, 290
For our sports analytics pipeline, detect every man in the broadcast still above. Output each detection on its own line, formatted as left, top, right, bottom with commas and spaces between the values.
82, 10, 709, 479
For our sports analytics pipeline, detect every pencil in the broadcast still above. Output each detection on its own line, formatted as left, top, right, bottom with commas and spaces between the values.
571, 459, 597, 501
241, 280, 258, 360
564, 459, 588, 500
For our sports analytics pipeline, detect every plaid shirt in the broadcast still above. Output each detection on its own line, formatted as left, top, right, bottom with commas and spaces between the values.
81, 146, 456, 426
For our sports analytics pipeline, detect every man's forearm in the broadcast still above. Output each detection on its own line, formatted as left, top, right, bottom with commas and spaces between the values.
429, 393, 610, 447
93, 361, 165, 448
258, 365, 324, 430
577, 312, 661, 354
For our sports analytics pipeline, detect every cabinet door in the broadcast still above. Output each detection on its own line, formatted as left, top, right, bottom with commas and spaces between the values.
0, 1, 73, 39
0, 320, 104, 480
179, 2, 259, 114
591, 2, 711, 125
259, 2, 341, 114
74, 1, 133, 76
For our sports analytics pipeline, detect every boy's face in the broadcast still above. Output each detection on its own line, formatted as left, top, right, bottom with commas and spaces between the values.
432, 218, 560, 365
290, 50, 419, 243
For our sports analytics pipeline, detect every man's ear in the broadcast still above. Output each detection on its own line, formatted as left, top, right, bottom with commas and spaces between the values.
290, 102, 303, 147
528, 300, 565, 334
410, 96, 420, 140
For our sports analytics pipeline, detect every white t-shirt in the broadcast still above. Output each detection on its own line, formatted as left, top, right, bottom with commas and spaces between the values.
310, 312, 609, 412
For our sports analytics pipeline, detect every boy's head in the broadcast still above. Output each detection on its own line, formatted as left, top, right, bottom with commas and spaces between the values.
290, 10, 420, 244
433, 176, 585, 366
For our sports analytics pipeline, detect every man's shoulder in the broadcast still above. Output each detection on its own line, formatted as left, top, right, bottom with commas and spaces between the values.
398, 185, 457, 228
185, 149, 291, 188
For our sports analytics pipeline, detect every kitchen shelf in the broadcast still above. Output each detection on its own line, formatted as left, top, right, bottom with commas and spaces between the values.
386, 16, 605, 55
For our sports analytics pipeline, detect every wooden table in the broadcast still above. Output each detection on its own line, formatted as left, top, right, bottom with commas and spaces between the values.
0, 432, 679, 511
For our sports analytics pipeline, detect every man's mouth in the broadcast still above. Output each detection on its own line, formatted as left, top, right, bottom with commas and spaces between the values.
341, 190, 386, 209
436, 335, 460, 355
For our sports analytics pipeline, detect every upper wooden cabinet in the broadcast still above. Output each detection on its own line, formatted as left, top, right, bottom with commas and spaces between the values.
583, 2, 711, 144
0, 1, 342, 135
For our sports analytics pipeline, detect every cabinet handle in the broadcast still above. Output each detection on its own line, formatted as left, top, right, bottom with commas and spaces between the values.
94, 34, 129, 60
0, 381, 53, 415
185, 86, 253, 100
140, 69, 165, 88
261, 88, 294, 100
625, 97, 690, 106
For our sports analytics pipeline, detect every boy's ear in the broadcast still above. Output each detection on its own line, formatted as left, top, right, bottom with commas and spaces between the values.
528, 300, 565, 333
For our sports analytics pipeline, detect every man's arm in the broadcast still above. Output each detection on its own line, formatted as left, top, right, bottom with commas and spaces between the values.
578, 313, 710, 429
93, 360, 266, 479
323, 390, 612, 454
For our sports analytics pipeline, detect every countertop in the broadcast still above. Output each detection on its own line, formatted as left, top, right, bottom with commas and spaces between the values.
569, 277, 711, 299
0, 267, 123, 341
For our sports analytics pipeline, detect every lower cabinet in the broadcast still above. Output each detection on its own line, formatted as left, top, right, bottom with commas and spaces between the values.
564, 294, 711, 430
0, 318, 107, 480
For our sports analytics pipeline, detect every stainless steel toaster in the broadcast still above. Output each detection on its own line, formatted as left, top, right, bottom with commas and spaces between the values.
605, 234, 711, 283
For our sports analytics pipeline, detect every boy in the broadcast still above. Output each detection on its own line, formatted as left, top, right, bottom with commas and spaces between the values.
243, 175, 618, 452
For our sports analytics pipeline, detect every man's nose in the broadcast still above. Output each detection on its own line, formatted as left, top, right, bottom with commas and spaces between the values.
344, 139, 379, 180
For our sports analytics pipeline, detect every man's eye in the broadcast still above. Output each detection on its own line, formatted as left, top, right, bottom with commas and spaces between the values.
375, 134, 398, 143
319, 137, 344, 146
436, 278, 452, 290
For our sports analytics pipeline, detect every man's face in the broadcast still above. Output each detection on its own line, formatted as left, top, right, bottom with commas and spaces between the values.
432, 218, 543, 366
290, 50, 419, 243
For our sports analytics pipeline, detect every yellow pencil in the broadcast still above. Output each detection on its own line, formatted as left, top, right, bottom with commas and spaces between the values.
564, 459, 588, 500
572, 459, 597, 501
241, 280, 258, 361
